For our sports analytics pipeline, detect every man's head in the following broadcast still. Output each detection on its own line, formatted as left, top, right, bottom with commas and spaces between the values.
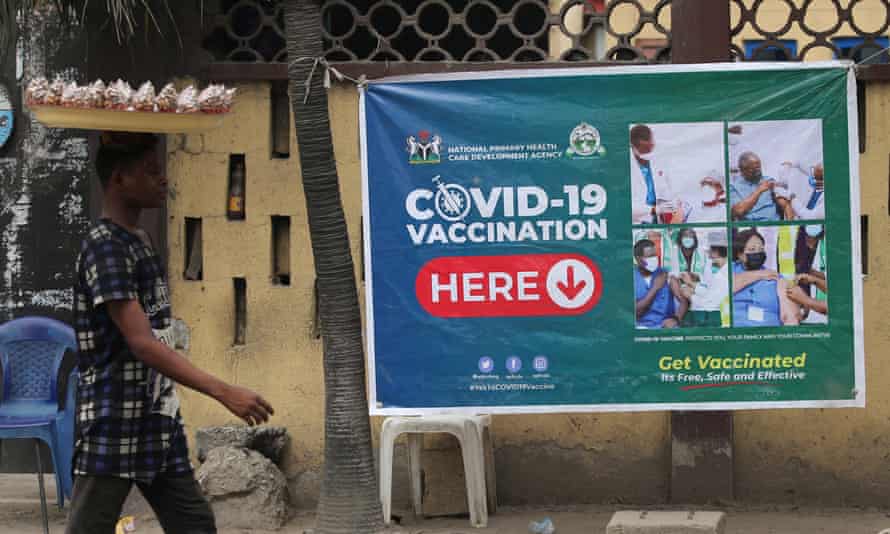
634, 238, 659, 274
813, 163, 824, 188
707, 230, 728, 268
95, 132, 166, 209
630, 124, 655, 159
738, 151, 763, 183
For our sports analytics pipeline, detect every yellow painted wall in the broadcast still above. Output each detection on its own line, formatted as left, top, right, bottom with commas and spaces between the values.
734, 80, 890, 503
166, 81, 671, 507
166, 4, 890, 508
167, 83, 327, 506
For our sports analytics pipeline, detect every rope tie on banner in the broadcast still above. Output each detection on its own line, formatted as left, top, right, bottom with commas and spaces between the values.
289, 56, 368, 103
850, 44, 890, 75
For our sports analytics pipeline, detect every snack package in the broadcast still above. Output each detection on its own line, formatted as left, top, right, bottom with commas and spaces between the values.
223, 88, 237, 113
197, 84, 227, 113
88, 80, 106, 109
176, 86, 199, 113
133, 81, 156, 112
25, 77, 49, 106
104, 79, 133, 110
74, 85, 91, 108
155, 83, 178, 112
46, 77, 66, 106
61, 82, 79, 107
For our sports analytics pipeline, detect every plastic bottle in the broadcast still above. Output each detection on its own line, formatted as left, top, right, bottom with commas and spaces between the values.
227, 159, 246, 220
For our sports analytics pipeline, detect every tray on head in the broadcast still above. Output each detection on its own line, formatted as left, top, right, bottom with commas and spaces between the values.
30, 105, 225, 134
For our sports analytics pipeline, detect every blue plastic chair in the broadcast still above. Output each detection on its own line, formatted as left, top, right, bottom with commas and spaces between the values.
0, 316, 77, 524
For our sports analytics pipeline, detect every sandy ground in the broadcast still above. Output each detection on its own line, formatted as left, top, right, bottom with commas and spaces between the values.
2, 475, 890, 533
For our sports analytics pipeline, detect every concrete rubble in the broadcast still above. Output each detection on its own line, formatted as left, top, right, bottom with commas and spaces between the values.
195, 425, 290, 465
196, 445, 290, 531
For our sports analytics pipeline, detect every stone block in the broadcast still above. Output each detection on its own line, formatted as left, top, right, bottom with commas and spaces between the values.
606, 511, 726, 534
196, 446, 289, 530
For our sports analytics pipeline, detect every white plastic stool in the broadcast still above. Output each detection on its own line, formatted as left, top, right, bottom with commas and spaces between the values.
379, 415, 491, 528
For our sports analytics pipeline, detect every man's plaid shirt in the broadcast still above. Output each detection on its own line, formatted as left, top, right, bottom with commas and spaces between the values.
73, 220, 190, 482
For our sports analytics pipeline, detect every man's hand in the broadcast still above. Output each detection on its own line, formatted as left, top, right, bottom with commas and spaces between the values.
786, 285, 809, 305
662, 317, 679, 328
796, 273, 814, 285
758, 269, 779, 281
217, 384, 275, 426
756, 179, 775, 195
679, 272, 700, 284
807, 270, 826, 280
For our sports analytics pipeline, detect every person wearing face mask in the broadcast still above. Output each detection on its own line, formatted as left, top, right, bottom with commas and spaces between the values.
730, 152, 794, 221
634, 238, 688, 328
732, 229, 800, 327
678, 231, 730, 327
674, 228, 705, 275
786, 224, 828, 323
630, 124, 679, 224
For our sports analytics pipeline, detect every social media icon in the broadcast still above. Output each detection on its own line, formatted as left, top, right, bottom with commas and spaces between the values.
506, 356, 522, 374
478, 357, 494, 373
533, 355, 549, 372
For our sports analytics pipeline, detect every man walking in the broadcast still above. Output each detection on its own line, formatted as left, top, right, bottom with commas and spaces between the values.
66, 132, 274, 534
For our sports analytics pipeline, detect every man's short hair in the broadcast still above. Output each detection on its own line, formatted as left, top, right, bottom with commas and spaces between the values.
738, 151, 759, 170
710, 246, 728, 258
634, 238, 655, 258
630, 124, 652, 148
95, 132, 159, 188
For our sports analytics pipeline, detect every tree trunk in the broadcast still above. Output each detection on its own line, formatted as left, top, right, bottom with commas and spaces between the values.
283, 1, 384, 533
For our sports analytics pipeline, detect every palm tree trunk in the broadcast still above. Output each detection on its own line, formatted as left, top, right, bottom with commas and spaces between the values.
283, 1, 384, 533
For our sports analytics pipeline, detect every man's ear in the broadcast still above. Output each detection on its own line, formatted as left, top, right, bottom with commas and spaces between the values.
109, 167, 125, 188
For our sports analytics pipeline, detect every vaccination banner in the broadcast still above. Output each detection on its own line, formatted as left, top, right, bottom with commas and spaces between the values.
360, 62, 865, 414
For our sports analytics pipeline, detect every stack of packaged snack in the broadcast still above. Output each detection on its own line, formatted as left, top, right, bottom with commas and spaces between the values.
26, 77, 236, 114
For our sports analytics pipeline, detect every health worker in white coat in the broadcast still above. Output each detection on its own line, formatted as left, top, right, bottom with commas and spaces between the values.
630, 124, 679, 224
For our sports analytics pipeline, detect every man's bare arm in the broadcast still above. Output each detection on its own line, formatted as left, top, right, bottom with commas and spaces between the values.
107, 299, 274, 426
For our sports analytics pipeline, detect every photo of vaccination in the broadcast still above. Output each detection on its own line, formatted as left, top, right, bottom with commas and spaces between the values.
732, 225, 828, 327
629, 122, 727, 225
633, 228, 730, 329
728, 119, 825, 222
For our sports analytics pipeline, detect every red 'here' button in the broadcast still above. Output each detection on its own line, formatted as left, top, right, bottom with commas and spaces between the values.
415, 254, 603, 318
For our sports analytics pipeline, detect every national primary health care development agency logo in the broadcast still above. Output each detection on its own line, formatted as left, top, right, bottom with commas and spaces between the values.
565, 122, 606, 159
407, 130, 442, 164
